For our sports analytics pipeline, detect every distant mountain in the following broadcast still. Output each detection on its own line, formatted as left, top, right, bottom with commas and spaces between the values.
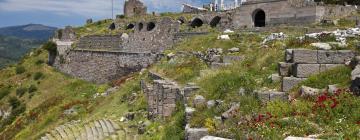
0, 24, 57, 40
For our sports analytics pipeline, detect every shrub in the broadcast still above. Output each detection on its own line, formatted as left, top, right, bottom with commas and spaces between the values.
42, 41, 57, 54
0, 87, 11, 100
8, 97, 21, 109
16, 87, 27, 97
35, 60, 44, 65
28, 85, 37, 93
15, 66, 25, 74
33, 72, 44, 80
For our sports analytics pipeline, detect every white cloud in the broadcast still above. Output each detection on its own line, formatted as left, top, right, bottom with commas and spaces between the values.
0, 0, 205, 18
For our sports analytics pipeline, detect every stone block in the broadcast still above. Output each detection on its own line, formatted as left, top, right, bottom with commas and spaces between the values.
278, 62, 293, 76
292, 49, 317, 63
223, 55, 244, 63
320, 64, 343, 72
185, 126, 208, 140
318, 50, 355, 64
282, 77, 307, 92
294, 64, 320, 78
269, 92, 288, 101
270, 73, 281, 83
285, 49, 293, 62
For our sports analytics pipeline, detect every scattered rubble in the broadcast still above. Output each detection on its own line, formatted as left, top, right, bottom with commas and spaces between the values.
217, 35, 231, 40
300, 86, 323, 97
311, 42, 331, 50
262, 32, 286, 44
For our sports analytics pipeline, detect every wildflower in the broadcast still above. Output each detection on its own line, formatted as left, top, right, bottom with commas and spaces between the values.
317, 95, 327, 102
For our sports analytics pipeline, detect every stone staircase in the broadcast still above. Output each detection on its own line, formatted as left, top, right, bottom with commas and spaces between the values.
40, 119, 126, 140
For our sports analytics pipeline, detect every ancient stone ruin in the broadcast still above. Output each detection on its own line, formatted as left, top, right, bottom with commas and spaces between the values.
124, 0, 147, 17
279, 49, 355, 92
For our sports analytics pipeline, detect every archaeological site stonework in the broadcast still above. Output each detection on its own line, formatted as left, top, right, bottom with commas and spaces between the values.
124, 0, 147, 17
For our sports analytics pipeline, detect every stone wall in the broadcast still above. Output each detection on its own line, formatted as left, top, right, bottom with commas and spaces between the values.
232, 0, 321, 28
121, 18, 180, 52
54, 49, 160, 84
279, 49, 355, 92
124, 0, 147, 17
143, 80, 182, 118
76, 35, 123, 50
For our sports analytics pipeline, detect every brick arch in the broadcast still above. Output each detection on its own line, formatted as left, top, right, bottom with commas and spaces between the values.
146, 22, 156, 31
126, 23, 135, 30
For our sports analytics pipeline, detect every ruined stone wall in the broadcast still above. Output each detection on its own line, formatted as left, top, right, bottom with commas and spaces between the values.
121, 18, 180, 52
144, 80, 182, 118
279, 49, 355, 92
321, 5, 357, 19
54, 49, 160, 84
232, 0, 320, 28
124, 0, 147, 17
76, 35, 123, 50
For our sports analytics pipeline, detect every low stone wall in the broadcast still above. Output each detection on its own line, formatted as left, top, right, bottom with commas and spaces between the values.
54, 49, 160, 84
279, 49, 355, 92
76, 35, 123, 50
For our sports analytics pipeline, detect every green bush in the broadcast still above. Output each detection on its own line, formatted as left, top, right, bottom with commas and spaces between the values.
33, 72, 44, 80
0, 87, 11, 100
15, 65, 26, 74
42, 41, 57, 54
35, 60, 45, 65
16, 87, 27, 97
28, 85, 37, 93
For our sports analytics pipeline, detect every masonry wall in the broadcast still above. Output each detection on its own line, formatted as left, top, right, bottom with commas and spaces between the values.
54, 49, 160, 84
76, 35, 123, 50
232, 0, 319, 28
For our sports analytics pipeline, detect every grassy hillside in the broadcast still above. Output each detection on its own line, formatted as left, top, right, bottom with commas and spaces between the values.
0, 12, 359, 140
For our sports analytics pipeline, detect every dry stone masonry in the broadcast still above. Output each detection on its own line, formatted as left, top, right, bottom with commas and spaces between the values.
279, 49, 355, 92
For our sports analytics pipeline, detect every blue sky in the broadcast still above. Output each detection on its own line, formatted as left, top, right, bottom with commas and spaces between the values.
0, 0, 216, 28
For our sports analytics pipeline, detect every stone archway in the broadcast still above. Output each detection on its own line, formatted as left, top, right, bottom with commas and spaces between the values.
126, 23, 135, 30
190, 18, 204, 28
253, 9, 266, 27
146, 22, 156, 31
210, 16, 221, 28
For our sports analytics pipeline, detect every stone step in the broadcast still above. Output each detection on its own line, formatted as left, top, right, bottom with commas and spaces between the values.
40, 136, 49, 140
50, 130, 62, 140
78, 125, 87, 140
66, 124, 80, 139
108, 119, 121, 130
104, 119, 115, 134
45, 134, 56, 140
94, 120, 105, 139
85, 124, 94, 140
99, 119, 110, 137
55, 126, 68, 139
90, 123, 100, 140
63, 124, 76, 140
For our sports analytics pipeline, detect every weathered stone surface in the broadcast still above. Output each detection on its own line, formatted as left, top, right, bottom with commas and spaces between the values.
221, 103, 239, 120
285, 49, 293, 62
228, 47, 240, 53
328, 85, 339, 95
257, 91, 287, 102
278, 62, 293, 76
185, 125, 208, 140
270, 73, 281, 83
193, 95, 206, 108
200, 136, 232, 140
282, 77, 307, 92
292, 49, 317, 63
311, 42, 331, 50
207, 100, 216, 108
185, 107, 196, 122
351, 65, 360, 80
294, 64, 320, 78
318, 50, 354, 64
124, 0, 147, 17
184, 84, 200, 103
300, 86, 323, 97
